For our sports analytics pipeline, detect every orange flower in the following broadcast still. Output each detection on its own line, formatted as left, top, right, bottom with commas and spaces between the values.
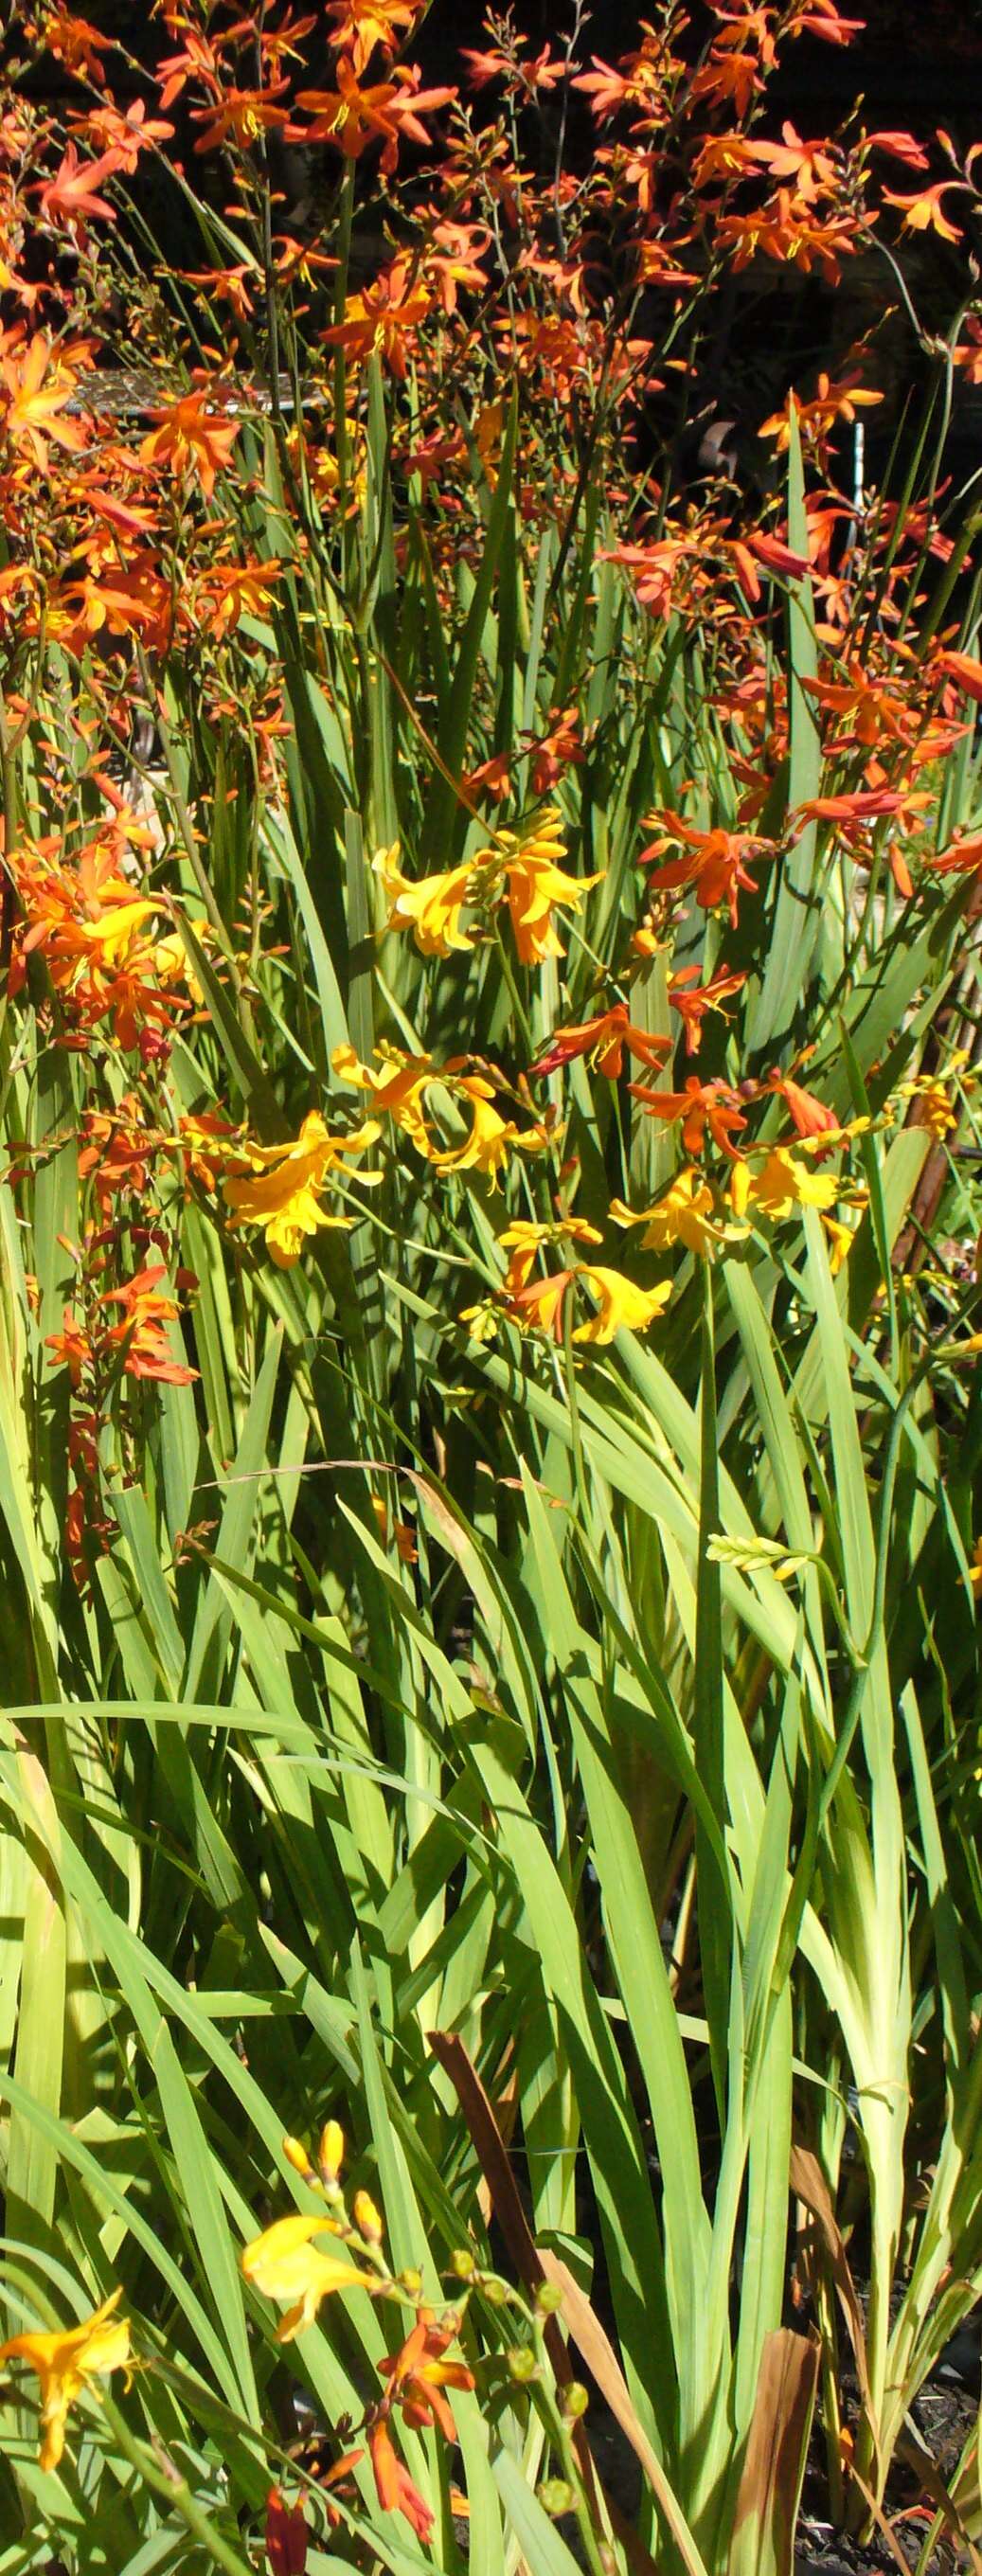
934, 650, 982, 705
295, 61, 455, 171
139, 392, 241, 497
325, 0, 422, 74
326, 260, 432, 378
9, 833, 191, 1051
467, 1220, 670, 1347
182, 558, 282, 641
883, 182, 964, 242
0, 328, 91, 469
0, 2289, 130, 2477
691, 131, 761, 190
72, 98, 175, 171
719, 196, 856, 281
801, 658, 916, 748
764, 1070, 839, 1141
744, 122, 839, 201
929, 832, 982, 878
759, 375, 884, 454
34, 140, 126, 237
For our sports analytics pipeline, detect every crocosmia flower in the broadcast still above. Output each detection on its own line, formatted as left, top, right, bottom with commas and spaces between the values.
0, 2288, 130, 2475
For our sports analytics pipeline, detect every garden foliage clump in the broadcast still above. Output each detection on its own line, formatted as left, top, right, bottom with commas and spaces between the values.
4, 2, 982, 2570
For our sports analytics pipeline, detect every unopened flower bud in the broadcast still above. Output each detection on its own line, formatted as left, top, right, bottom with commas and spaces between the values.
449, 2246, 475, 2281
353, 2188, 384, 2245
507, 2345, 539, 2384
282, 2135, 313, 2181
318, 2120, 344, 2185
539, 2479, 575, 2519
398, 2267, 423, 2297
482, 2277, 509, 2307
560, 2382, 589, 2421
534, 2281, 563, 2316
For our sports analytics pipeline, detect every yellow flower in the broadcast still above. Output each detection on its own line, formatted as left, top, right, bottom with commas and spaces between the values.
332, 1040, 435, 1153
498, 809, 601, 966
572, 1265, 672, 1344
374, 810, 601, 967
373, 846, 478, 956
611, 1169, 732, 1257
900, 1079, 958, 1138
822, 1212, 856, 1275
241, 2213, 376, 2341
0, 2288, 131, 2476
730, 1146, 839, 1224
223, 1111, 380, 1267
498, 1217, 602, 1297
333, 1044, 545, 1183
429, 1077, 543, 1183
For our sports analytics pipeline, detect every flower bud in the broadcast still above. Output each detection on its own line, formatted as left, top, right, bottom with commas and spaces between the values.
265, 2488, 308, 2576
352, 2188, 384, 2245
449, 2246, 475, 2281
539, 2479, 576, 2519
560, 2381, 589, 2421
398, 2266, 423, 2298
481, 2276, 509, 2307
534, 2281, 563, 2316
282, 2135, 313, 2181
318, 2120, 345, 2185
507, 2345, 539, 2384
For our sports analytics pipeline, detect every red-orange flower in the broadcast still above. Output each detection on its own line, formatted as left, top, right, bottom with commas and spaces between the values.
531, 1006, 670, 1082
40, 10, 114, 83
380, 2315, 474, 2439
641, 813, 768, 927
629, 1075, 748, 1158
668, 965, 746, 1054
367, 2420, 434, 2547
97, 1264, 198, 1386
